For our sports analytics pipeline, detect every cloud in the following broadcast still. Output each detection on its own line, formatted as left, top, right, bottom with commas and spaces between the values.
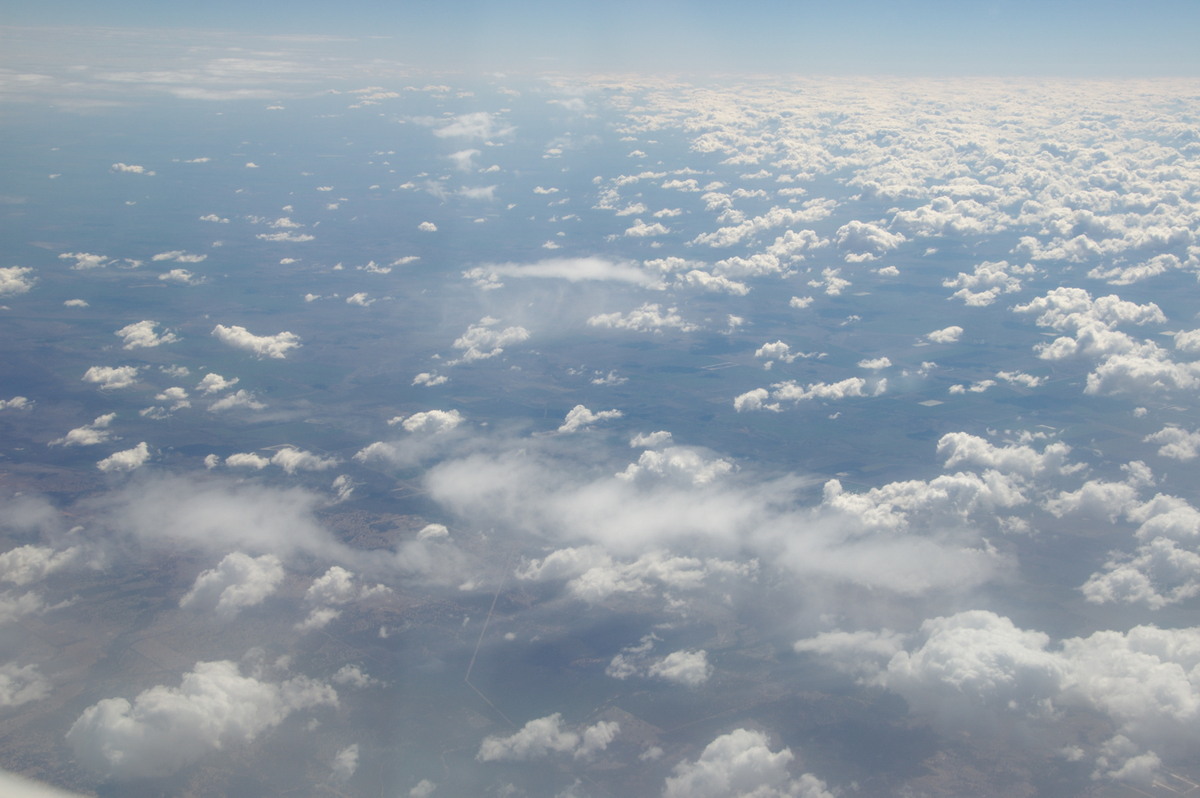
269, 447, 338, 474
647, 649, 712, 687
417, 221, 437, 232
0, 396, 30, 410
623, 219, 670, 237
82, 365, 139, 390
558, 405, 622, 434
1144, 426, 1200, 461
110, 162, 154, 175
50, 413, 116, 447
390, 409, 464, 434
96, 442, 150, 472
331, 744, 358, 781
432, 111, 513, 140
0, 545, 81, 586
925, 326, 963, 343
476, 714, 618, 762
663, 729, 833, 798
58, 252, 112, 270
587, 303, 697, 334
463, 256, 660, 288
208, 390, 266, 412
835, 219, 905, 261
114, 320, 178, 350
0, 266, 35, 297
449, 318, 529, 364
66, 660, 336, 779
943, 260, 1032, 306
735, 377, 884, 412
212, 324, 301, 359
179, 552, 284, 618
196, 373, 239, 394
158, 268, 204, 285
0, 662, 51, 709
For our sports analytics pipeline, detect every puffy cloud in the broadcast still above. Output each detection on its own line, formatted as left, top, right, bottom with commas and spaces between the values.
391, 409, 464, 434
82, 365, 139, 390
269, 447, 338, 474
735, 377, 884, 412
0, 396, 30, 410
412, 371, 448, 387
630, 430, 672, 448
208, 390, 266, 412
179, 552, 284, 618
417, 221, 437, 232
0, 662, 50, 708
0, 544, 80, 586
0, 266, 34, 297
96, 442, 150, 473
806, 267, 850, 295
797, 611, 1200, 780
587, 303, 697, 333
674, 270, 748, 295
212, 324, 301, 359
663, 729, 833, 798
304, 566, 390, 607
558, 405, 622, 434
111, 162, 154, 175
835, 219, 905, 261
66, 660, 336, 779
50, 413, 116, 446
196, 373, 239, 394
943, 260, 1031, 306
345, 292, 375, 307
616, 447, 732, 487
432, 111, 512, 140
647, 649, 712, 687
449, 317, 529, 363
925, 326, 963, 344
58, 252, 112, 270
226, 452, 270, 470
114, 320, 178, 350
693, 203, 834, 248
1144, 426, 1200, 461
857, 356, 892, 370
623, 219, 670, 237
476, 714, 618, 762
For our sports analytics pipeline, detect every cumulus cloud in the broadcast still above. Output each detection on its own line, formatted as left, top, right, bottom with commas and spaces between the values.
663, 729, 833, 798
51, 413, 116, 446
1144, 426, 1200, 461
179, 552, 284, 618
66, 660, 336, 779
735, 377, 884, 412
448, 318, 529, 364
111, 162, 154, 175
0, 266, 35, 297
208, 390, 266, 412
82, 365, 139, 390
432, 111, 513, 140
96, 442, 150, 473
196, 373, 239, 394
925, 326, 963, 344
390, 409, 464, 434
114, 320, 178, 350
943, 260, 1032, 306
476, 714, 618, 762
558, 405, 622, 434
0, 662, 51, 709
212, 325, 301, 359
0, 544, 81, 586
587, 303, 697, 334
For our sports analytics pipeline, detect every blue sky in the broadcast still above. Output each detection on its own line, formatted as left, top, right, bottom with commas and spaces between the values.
4, 0, 1199, 75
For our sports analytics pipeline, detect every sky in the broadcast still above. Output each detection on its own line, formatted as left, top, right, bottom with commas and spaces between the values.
3, 6, 1200, 798
3, 0, 1200, 75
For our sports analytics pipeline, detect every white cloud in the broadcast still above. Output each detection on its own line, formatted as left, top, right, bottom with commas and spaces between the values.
623, 219, 670, 237
464, 257, 660, 288
925, 326, 963, 344
449, 318, 529, 364
270, 447, 339, 474
82, 365, 139, 390
943, 260, 1031, 306
835, 219, 905, 261
197, 373, 239, 394
96, 442, 150, 472
412, 371, 448, 387
66, 660, 336, 779
226, 452, 270, 470
304, 566, 390, 607
111, 162, 154, 175
735, 377, 884, 412
587, 303, 697, 334
208, 390, 266, 412
0, 544, 80, 586
417, 221, 437, 232
0, 266, 34, 297
0, 396, 30, 410
558, 405, 622, 434
857, 356, 892, 370
114, 320, 178, 350
647, 649, 712, 687
391, 409, 464, 434
179, 552, 284, 618
159, 268, 204, 285
476, 714, 617, 762
433, 111, 512, 140
630, 430, 672, 448
0, 662, 50, 708
212, 324, 301, 359
58, 252, 112, 270
1144, 426, 1200, 461
616, 447, 732, 487
331, 744, 358, 781
51, 413, 117, 446
663, 729, 833, 798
